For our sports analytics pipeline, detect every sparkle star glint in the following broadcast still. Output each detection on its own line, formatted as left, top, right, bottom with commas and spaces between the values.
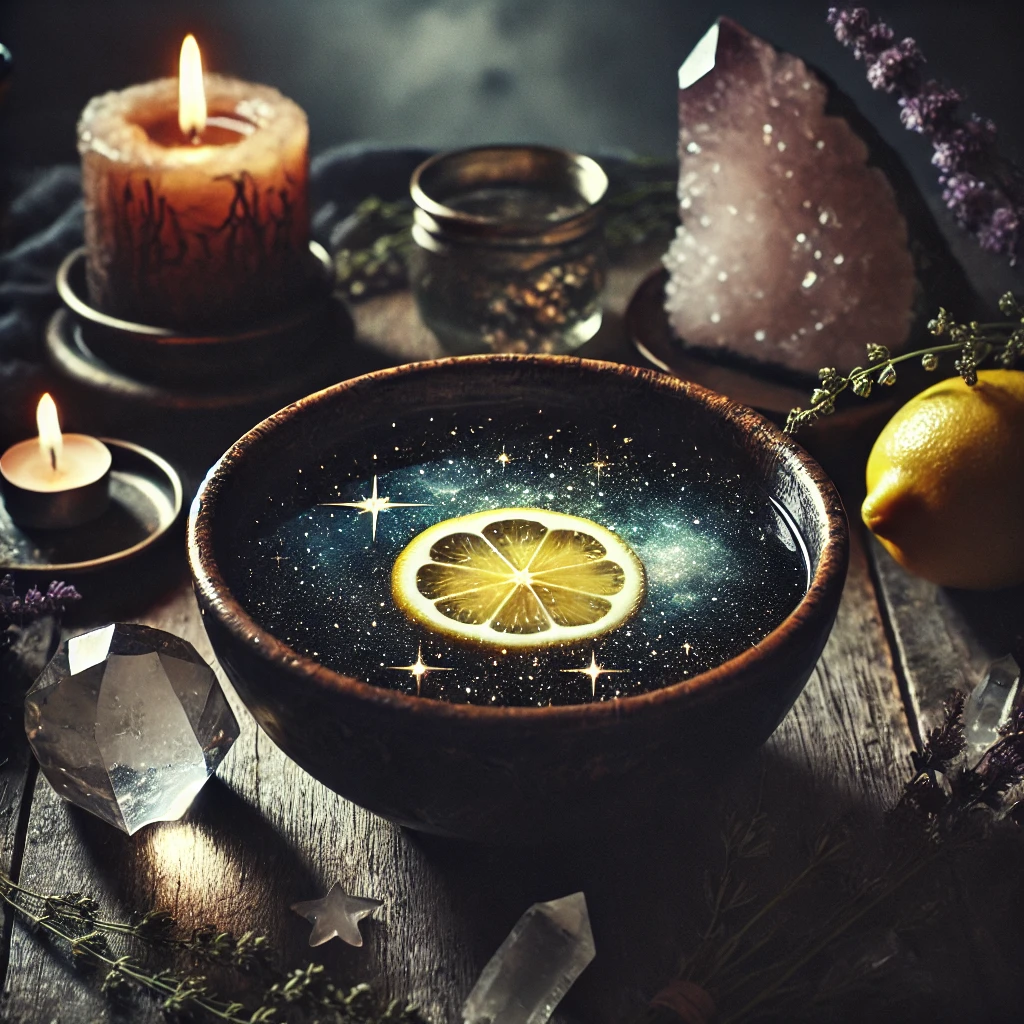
290, 882, 383, 947
496, 448, 512, 469
589, 452, 611, 481
561, 651, 628, 697
321, 474, 429, 541
389, 644, 452, 696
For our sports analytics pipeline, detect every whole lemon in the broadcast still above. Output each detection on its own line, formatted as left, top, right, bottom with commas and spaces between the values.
862, 369, 1024, 589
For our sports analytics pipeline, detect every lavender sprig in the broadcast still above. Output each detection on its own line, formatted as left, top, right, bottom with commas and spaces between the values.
635, 686, 1024, 1024
828, 6, 1024, 262
0, 573, 80, 627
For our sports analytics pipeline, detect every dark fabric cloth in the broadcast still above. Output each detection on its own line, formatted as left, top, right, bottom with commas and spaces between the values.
0, 142, 433, 368
0, 142, 647, 442
0, 142, 438, 437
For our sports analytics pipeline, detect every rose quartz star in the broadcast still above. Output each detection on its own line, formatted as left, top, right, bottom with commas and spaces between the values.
291, 882, 383, 947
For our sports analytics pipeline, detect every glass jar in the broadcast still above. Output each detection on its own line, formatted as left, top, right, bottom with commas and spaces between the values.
409, 145, 609, 355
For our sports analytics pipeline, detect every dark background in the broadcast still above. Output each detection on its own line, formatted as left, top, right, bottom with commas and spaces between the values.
2, 1, 1024, 179
2, 0, 1024, 303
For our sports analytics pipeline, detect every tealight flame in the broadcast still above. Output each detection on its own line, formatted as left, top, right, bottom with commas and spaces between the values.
36, 393, 63, 473
178, 34, 207, 141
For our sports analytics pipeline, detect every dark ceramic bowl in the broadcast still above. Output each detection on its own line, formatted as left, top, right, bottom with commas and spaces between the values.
188, 356, 848, 843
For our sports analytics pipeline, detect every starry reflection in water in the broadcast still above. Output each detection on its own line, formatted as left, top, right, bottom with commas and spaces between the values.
228, 408, 808, 707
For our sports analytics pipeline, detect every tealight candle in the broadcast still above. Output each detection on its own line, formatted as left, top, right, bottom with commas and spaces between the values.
0, 395, 112, 529
77, 35, 309, 331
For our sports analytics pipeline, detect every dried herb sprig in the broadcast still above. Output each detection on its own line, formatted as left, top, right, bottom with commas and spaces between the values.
0, 573, 80, 654
784, 291, 1024, 431
0, 573, 80, 626
0, 869, 425, 1023
333, 196, 416, 300
638, 688, 1024, 1024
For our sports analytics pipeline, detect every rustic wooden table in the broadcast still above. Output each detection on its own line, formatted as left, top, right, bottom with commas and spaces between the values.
2, 260, 1023, 1024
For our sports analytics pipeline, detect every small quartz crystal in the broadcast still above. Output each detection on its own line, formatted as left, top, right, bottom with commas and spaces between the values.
963, 655, 1021, 764
24, 623, 239, 834
462, 891, 595, 1024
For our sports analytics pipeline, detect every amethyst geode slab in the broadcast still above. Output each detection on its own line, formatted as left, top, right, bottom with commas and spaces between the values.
663, 17, 971, 383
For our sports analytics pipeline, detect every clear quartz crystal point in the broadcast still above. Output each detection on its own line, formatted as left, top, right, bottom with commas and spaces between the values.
24, 623, 239, 834
963, 655, 1021, 763
462, 891, 595, 1024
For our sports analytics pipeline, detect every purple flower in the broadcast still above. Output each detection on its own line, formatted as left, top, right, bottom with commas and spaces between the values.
977, 205, 1020, 257
827, 7, 868, 45
931, 139, 966, 173
865, 39, 923, 94
0, 573, 80, 627
941, 171, 990, 228
975, 736, 1024, 807
827, 7, 892, 60
899, 85, 961, 134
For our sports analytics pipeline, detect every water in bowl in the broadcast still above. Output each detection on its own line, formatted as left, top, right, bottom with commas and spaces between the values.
228, 406, 809, 707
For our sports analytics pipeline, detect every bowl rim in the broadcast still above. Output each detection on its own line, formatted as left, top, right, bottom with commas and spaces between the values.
188, 354, 848, 724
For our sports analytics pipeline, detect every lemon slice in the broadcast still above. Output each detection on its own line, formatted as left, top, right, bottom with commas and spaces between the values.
391, 507, 645, 648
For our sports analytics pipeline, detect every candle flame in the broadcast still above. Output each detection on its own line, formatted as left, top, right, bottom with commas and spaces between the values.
178, 34, 207, 140
36, 393, 63, 473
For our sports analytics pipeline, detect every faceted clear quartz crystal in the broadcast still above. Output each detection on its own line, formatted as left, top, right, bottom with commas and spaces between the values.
24, 623, 239, 834
963, 655, 1021, 764
462, 891, 595, 1024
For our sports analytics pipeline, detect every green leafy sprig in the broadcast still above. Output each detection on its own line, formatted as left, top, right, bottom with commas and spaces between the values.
785, 292, 1024, 433
0, 870, 424, 1024
334, 197, 416, 300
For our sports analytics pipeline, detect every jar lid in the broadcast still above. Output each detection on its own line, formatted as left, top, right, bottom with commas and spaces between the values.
410, 145, 608, 246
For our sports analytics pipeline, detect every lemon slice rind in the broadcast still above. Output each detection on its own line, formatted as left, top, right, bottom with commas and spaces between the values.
391, 507, 645, 648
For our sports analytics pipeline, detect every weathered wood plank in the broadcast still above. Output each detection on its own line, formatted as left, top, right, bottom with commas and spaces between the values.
1, 616, 58, 995
869, 538, 1024, 1020
770, 528, 913, 808
1, 521, 920, 1024
869, 537, 1024, 738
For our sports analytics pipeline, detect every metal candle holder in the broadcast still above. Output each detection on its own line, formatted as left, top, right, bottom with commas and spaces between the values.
45, 241, 354, 468
0, 441, 111, 530
53, 241, 336, 387
0, 439, 182, 574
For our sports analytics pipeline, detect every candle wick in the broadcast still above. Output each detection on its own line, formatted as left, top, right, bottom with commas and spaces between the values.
188, 126, 201, 145
49, 446, 58, 472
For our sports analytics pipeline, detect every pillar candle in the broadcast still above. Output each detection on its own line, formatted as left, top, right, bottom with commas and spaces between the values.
77, 55, 310, 331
